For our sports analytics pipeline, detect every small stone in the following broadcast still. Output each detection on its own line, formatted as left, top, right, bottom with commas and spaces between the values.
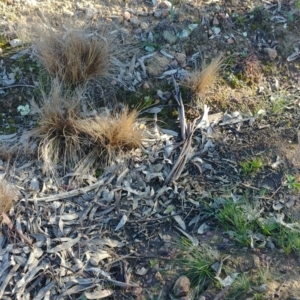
253, 255, 261, 268
133, 28, 142, 34
9, 39, 22, 47
174, 52, 186, 67
154, 10, 162, 18
123, 11, 131, 20
0, 48, 2, 55
213, 16, 219, 25
140, 22, 149, 30
173, 276, 190, 297
130, 17, 140, 26
146, 54, 169, 76
163, 30, 177, 44
29, 177, 40, 191
219, 13, 228, 20
143, 82, 150, 89
227, 37, 234, 44
159, 0, 172, 9
252, 284, 269, 293
131, 287, 143, 296
264, 47, 277, 60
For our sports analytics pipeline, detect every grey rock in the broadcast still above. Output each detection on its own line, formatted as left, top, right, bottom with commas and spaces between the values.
163, 30, 177, 44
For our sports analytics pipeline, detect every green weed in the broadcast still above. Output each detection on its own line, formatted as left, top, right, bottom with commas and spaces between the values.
149, 259, 159, 268
271, 98, 286, 114
284, 174, 300, 191
217, 199, 258, 246
169, 0, 176, 22
240, 157, 263, 175
277, 226, 300, 254
175, 239, 219, 290
225, 265, 272, 299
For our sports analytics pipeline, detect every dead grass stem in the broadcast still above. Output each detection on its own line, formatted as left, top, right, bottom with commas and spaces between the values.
0, 179, 18, 220
184, 54, 224, 101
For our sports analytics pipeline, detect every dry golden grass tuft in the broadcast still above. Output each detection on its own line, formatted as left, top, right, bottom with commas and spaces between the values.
34, 26, 118, 86
77, 107, 143, 162
0, 179, 18, 220
31, 80, 144, 175
30, 79, 87, 174
183, 54, 224, 100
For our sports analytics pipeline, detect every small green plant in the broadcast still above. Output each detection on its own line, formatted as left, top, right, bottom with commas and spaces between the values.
284, 174, 300, 191
240, 157, 263, 174
143, 41, 162, 51
143, 96, 154, 107
149, 259, 159, 268
169, 0, 176, 22
271, 98, 286, 114
217, 200, 258, 246
257, 216, 279, 235
225, 273, 252, 299
175, 239, 219, 290
94, 169, 103, 178
144, 289, 163, 300
295, 0, 300, 11
234, 14, 246, 26
277, 225, 300, 253
225, 265, 273, 300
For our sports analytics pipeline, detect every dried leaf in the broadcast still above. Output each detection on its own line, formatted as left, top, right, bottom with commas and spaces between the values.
175, 226, 198, 246
47, 235, 81, 253
198, 222, 209, 234
115, 214, 128, 231
85, 289, 114, 299
172, 215, 186, 230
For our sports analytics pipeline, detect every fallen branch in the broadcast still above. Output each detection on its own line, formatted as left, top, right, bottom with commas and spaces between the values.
27, 175, 114, 202
0, 84, 36, 89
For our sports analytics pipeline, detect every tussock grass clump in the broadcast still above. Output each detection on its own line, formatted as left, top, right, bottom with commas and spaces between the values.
31, 80, 143, 175
0, 179, 18, 219
78, 108, 143, 162
30, 79, 87, 174
34, 26, 117, 86
184, 54, 224, 99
